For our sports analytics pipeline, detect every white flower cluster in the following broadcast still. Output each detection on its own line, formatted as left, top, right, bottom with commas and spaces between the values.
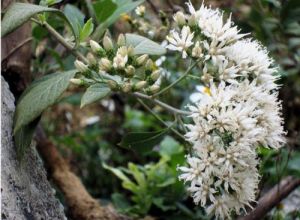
166, 2, 286, 219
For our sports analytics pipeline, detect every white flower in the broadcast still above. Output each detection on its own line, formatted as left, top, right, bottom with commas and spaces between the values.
166, 26, 194, 58
135, 5, 145, 16
113, 54, 128, 69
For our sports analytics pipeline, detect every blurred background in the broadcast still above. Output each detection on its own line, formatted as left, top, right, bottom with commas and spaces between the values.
26, 0, 300, 219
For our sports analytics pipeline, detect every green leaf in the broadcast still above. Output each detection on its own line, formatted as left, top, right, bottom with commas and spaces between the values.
79, 18, 94, 42
125, 33, 166, 55
14, 117, 40, 160
14, 70, 77, 133
93, 0, 145, 39
159, 136, 183, 157
103, 163, 132, 183
93, 0, 117, 23
80, 83, 111, 108
119, 128, 169, 154
1, 2, 76, 43
63, 4, 85, 42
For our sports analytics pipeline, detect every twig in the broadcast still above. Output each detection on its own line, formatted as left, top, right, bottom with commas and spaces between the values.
133, 92, 191, 115
152, 58, 201, 98
1, 37, 32, 62
31, 18, 88, 63
137, 98, 186, 141
238, 176, 300, 220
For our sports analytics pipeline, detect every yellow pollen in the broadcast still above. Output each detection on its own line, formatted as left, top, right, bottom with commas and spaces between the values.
121, 13, 132, 21
203, 87, 211, 96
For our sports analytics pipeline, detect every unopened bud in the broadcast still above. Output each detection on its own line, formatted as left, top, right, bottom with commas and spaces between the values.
135, 81, 147, 90
117, 34, 126, 46
145, 59, 154, 70
174, 11, 186, 26
99, 58, 112, 72
103, 36, 114, 51
125, 65, 135, 77
87, 53, 97, 65
70, 78, 84, 85
127, 46, 134, 57
107, 80, 118, 90
122, 83, 132, 93
149, 85, 160, 94
74, 60, 88, 72
188, 14, 197, 26
136, 54, 148, 66
192, 41, 203, 58
150, 70, 160, 81
90, 40, 102, 53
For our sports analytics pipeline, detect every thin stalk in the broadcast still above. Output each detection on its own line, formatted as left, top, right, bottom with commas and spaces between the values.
137, 99, 186, 141
152, 58, 201, 97
133, 92, 191, 115
31, 18, 88, 63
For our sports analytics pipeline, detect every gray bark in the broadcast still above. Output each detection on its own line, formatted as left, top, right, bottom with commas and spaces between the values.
1, 77, 66, 220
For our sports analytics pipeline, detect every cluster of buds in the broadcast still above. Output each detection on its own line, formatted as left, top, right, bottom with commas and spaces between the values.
72, 34, 162, 95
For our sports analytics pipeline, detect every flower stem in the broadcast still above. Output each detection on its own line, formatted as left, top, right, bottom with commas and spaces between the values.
152, 58, 201, 98
133, 92, 191, 115
31, 18, 88, 63
137, 99, 186, 141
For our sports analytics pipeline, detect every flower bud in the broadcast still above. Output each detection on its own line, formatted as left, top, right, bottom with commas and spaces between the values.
135, 81, 147, 90
192, 41, 203, 58
145, 59, 154, 70
107, 80, 118, 90
90, 40, 102, 53
103, 36, 114, 51
87, 53, 97, 65
117, 34, 126, 46
136, 54, 148, 66
122, 82, 132, 93
70, 78, 84, 85
135, 5, 145, 16
188, 14, 197, 26
148, 85, 160, 94
174, 11, 186, 26
125, 65, 135, 77
99, 58, 112, 72
74, 60, 88, 72
150, 70, 160, 81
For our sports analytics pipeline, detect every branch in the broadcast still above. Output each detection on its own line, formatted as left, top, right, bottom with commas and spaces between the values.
238, 176, 300, 220
133, 92, 191, 115
35, 126, 130, 220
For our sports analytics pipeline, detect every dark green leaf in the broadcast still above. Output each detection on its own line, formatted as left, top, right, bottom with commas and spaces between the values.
119, 128, 169, 153
93, 0, 117, 23
125, 33, 166, 55
80, 83, 111, 108
93, 0, 144, 39
80, 18, 94, 42
1, 3, 61, 37
14, 70, 77, 133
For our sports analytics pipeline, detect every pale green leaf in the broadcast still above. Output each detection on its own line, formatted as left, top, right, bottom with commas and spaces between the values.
125, 33, 166, 55
80, 83, 111, 108
80, 18, 94, 42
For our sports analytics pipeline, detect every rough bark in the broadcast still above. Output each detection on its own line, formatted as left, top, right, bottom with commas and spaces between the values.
1, 77, 66, 220
238, 176, 300, 220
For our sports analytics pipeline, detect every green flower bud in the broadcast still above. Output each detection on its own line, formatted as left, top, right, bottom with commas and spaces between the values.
174, 11, 186, 26
107, 80, 118, 90
136, 54, 148, 66
145, 59, 154, 71
74, 60, 88, 72
125, 65, 135, 77
99, 58, 112, 72
148, 85, 160, 94
87, 53, 97, 65
135, 81, 147, 90
70, 78, 84, 85
89, 40, 102, 53
122, 82, 132, 93
150, 70, 160, 81
103, 36, 114, 51
117, 34, 126, 46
